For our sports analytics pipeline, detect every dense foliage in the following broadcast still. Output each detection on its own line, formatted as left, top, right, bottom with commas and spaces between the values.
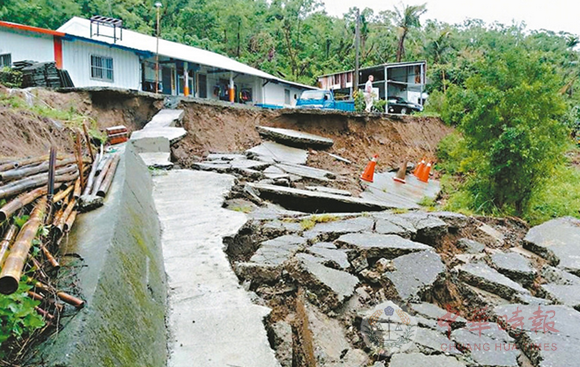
2, 1, 580, 222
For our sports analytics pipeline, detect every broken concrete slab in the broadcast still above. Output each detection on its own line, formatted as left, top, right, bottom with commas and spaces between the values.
541, 284, 580, 310
192, 162, 231, 173
288, 255, 358, 311
398, 212, 448, 245
270, 321, 293, 367
358, 301, 419, 355
336, 233, 431, 260
383, 250, 446, 301
130, 136, 170, 154
305, 186, 352, 196
409, 302, 467, 328
430, 211, 470, 230
414, 327, 462, 355
130, 127, 187, 144
372, 212, 417, 238
303, 216, 374, 241
306, 246, 350, 270
451, 328, 519, 367
359, 188, 420, 210
247, 141, 308, 165
477, 223, 505, 246
206, 153, 247, 161
523, 217, 580, 275
362, 171, 440, 209
302, 301, 367, 366
389, 353, 466, 367
541, 265, 580, 286
236, 235, 307, 282
261, 220, 303, 236
257, 126, 334, 149
275, 163, 336, 182
493, 304, 580, 367
457, 262, 530, 301
249, 183, 398, 213
456, 238, 485, 254
491, 252, 537, 284
145, 109, 184, 129
139, 152, 173, 169
263, 166, 290, 180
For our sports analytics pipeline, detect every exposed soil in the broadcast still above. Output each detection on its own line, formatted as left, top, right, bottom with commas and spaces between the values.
172, 102, 453, 194
0, 85, 161, 158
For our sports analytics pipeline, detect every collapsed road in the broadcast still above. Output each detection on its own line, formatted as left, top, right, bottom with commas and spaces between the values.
3, 89, 579, 367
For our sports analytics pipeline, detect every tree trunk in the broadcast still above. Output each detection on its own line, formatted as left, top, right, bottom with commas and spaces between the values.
396, 29, 407, 62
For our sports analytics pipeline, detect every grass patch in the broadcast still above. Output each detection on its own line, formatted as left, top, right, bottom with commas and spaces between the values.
299, 214, 340, 230
230, 204, 253, 214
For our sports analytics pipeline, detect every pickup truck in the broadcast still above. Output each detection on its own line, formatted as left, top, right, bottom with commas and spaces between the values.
296, 90, 355, 111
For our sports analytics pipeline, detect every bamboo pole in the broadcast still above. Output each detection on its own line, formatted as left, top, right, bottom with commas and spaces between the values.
97, 154, 120, 197
0, 224, 19, 266
0, 165, 78, 200
64, 210, 77, 233
24, 277, 85, 308
91, 158, 113, 196
0, 198, 46, 295
52, 185, 74, 204
0, 155, 49, 173
74, 133, 85, 191
0, 187, 47, 222
0, 157, 76, 182
72, 176, 82, 199
54, 198, 75, 235
82, 152, 101, 196
82, 121, 95, 163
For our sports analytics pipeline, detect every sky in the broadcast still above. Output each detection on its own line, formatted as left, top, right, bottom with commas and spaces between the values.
321, 0, 580, 36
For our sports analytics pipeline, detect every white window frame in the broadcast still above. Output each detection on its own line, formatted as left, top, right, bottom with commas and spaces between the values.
90, 55, 114, 82
0, 54, 11, 68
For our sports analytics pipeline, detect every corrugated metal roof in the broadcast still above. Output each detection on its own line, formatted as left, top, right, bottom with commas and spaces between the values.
57, 17, 315, 90
317, 61, 427, 78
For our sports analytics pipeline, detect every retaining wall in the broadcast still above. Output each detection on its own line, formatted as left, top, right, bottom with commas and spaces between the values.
35, 143, 167, 366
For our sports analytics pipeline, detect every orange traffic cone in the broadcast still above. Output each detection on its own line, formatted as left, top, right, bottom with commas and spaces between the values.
360, 154, 378, 183
413, 157, 426, 178
418, 161, 432, 183
393, 160, 407, 184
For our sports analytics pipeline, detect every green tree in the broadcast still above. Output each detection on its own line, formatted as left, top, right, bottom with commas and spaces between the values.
393, 3, 426, 62
442, 44, 568, 215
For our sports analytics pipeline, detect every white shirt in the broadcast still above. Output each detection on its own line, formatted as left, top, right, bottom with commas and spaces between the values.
365, 79, 373, 93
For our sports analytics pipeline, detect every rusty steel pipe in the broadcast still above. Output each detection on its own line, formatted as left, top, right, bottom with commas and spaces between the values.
0, 224, 19, 267
0, 165, 78, 200
0, 187, 47, 222
28, 290, 43, 301
91, 158, 113, 196
64, 210, 77, 233
83, 152, 101, 196
0, 198, 47, 294
97, 154, 120, 197
57, 291, 85, 308
40, 244, 59, 269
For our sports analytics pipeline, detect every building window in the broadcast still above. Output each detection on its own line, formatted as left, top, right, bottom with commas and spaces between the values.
284, 89, 290, 104
90, 55, 114, 82
0, 54, 11, 67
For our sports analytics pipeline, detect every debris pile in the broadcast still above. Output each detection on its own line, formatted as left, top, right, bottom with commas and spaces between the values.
0, 140, 120, 360
222, 202, 580, 366
12, 61, 74, 89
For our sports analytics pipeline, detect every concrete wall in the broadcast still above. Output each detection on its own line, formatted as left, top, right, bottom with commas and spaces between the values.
0, 28, 55, 64
36, 143, 167, 367
62, 39, 141, 89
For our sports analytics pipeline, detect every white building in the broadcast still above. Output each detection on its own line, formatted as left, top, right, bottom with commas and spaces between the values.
0, 17, 314, 107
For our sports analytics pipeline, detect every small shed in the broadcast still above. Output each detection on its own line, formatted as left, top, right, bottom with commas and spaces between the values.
317, 61, 427, 105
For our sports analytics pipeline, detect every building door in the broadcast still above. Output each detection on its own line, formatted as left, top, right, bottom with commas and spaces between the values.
162, 67, 172, 95
198, 74, 207, 98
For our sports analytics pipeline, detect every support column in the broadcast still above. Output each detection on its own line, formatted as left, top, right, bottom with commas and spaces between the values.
184, 62, 189, 97
229, 72, 235, 103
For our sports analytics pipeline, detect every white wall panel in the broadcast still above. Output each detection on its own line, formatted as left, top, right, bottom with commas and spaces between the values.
0, 29, 54, 64
61, 39, 140, 89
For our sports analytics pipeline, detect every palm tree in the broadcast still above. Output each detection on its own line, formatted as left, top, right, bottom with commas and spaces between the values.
394, 3, 427, 62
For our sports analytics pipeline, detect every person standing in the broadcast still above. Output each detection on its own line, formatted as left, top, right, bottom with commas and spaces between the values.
364, 75, 374, 112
